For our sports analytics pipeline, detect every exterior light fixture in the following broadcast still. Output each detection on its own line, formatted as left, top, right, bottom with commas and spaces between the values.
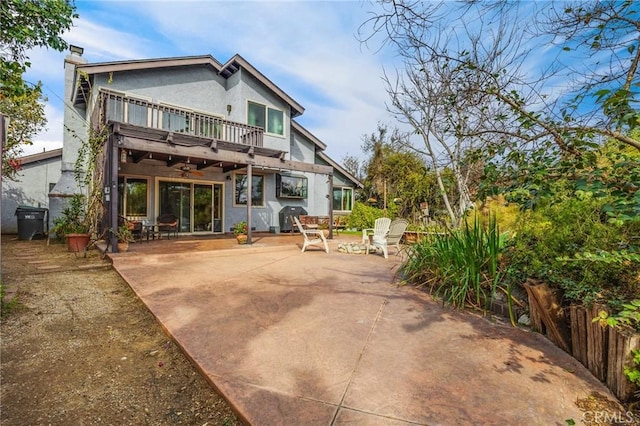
226, 104, 232, 115
120, 149, 127, 163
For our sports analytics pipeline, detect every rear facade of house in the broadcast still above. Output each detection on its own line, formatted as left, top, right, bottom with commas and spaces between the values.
48, 47, 360, 244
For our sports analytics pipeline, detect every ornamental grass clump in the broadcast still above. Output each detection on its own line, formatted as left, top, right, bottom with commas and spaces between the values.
400, 214, 510, 315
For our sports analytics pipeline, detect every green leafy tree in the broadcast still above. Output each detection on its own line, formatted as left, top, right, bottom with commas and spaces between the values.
0, 87, 46, 179
1, 0, 77, 96
0, 0, 77, 178
361, 123, 445, 222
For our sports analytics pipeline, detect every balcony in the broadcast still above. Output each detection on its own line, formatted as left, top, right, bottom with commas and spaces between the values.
95, 90, 263, 148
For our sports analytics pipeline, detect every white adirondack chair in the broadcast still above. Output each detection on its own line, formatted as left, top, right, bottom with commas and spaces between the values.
293, 216, 329, 253
370, 218, 409, 259
362, 217, 392, 244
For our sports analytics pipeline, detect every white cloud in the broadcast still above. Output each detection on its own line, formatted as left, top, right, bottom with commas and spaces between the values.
65, 19, 151, 61
22, 102, 64, 155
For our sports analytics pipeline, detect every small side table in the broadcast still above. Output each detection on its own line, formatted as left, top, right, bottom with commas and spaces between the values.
143, 223, 160, 241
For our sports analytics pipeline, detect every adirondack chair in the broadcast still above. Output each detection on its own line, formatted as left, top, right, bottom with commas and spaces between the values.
370, 218, 409, 259
293, 216, 329, 253
362, 217, 391, 244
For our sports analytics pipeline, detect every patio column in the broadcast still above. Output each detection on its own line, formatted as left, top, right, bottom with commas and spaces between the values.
246, 162, 252, 244
109, 133, 120, 252
328, 174, 334, 239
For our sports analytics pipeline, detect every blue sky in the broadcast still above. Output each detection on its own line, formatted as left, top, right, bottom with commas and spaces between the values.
23, 0, 396, 162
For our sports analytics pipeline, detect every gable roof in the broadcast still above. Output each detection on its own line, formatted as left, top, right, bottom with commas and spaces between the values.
291, 120, 362, 188
317, 151, 363, 188
20, 148, 63, 166
220, 54, 304, 117
73, 54, 303, 116
291, 120, 326, 151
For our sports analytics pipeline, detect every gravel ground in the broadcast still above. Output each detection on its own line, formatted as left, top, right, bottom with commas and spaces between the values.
1, 237, 242, 426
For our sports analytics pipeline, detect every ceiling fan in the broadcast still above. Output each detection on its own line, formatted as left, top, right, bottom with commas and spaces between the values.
174, 163, 204, 177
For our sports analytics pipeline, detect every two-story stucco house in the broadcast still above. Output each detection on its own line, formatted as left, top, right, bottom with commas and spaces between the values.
47, 46, 360, 248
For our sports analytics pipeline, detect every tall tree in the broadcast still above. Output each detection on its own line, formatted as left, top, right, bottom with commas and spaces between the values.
361, 123, 437, 220
359, 0, 640, 227
360, 0, 640, 156
0, 0, 77, 179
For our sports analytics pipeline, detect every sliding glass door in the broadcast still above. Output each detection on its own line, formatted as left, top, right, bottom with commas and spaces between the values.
159, 181, 223, 234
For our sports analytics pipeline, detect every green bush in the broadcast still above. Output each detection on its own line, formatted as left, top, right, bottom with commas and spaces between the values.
345, 202, 386, 229
504, 195, 639, 306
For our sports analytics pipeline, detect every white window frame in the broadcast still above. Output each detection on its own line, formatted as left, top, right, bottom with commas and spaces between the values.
247, 100, 285, 137
333, 187, 354, 212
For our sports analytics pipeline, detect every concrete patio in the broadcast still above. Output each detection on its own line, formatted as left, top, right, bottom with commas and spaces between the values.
110, 233, 620, 425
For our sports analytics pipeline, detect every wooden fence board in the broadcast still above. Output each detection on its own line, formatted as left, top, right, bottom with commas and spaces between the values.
586, 304, 608, 381
570, 305, 587, 365
607, 327, 639, 402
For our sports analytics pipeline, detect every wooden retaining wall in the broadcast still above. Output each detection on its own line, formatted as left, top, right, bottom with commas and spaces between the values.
570, 304, 640, 402
525, 280, 639, 402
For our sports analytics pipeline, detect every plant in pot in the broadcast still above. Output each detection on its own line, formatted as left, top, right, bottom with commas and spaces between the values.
113, 224, 135, 252
51, 194, 91, 252
233, 221, 248, 244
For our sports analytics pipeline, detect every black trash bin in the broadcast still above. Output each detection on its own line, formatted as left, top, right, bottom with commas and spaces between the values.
15, 206, 48, 240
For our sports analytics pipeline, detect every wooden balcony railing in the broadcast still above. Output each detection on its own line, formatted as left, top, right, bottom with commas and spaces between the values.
95, 90, 263, 147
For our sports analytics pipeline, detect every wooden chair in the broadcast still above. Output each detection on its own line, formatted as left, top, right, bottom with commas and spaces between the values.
157, 213, 179, 239
362, 217, 391, 244
293, 216, 329, 253
370, 218, 409, 259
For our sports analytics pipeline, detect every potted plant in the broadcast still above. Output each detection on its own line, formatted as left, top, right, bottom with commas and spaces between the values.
113, 224, 135, 252
51, 194, 91, 252
233, 221, 248, 244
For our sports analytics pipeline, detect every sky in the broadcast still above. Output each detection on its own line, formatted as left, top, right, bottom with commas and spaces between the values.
23, 0, 398, 163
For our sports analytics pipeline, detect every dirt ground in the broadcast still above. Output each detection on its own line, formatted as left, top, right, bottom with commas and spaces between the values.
0, 237, 242, 426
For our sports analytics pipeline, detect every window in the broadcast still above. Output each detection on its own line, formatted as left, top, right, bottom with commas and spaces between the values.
234, 174, 264, 207
247, 101, 284, 136
117, 177, 148, 217
276, 174, 307, 199
333, 187, 353, 211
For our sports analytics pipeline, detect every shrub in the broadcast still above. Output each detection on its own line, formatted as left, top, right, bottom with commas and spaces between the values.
51, 194, 90, 240
345, 202, 385, 229
504, 195, 639, 306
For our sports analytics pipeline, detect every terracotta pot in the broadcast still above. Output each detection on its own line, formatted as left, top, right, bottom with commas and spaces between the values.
117, 241, 129, 252
66, 233, 90, 252
236, 234, 248, 244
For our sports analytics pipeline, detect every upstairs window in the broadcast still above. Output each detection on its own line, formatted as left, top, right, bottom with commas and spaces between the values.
247, 101, 284, 136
